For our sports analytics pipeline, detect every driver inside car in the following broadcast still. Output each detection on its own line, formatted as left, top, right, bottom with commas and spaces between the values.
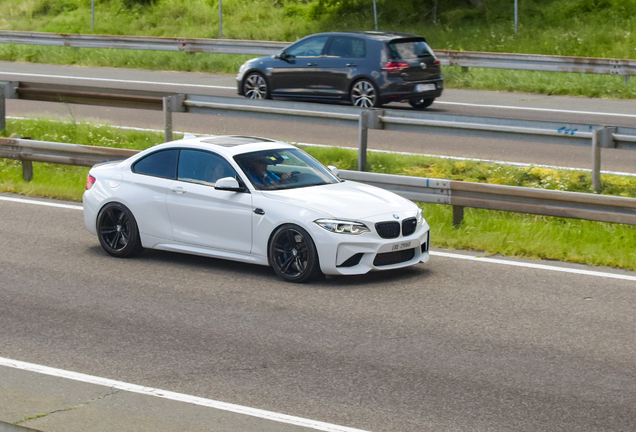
245, 155, 291, 187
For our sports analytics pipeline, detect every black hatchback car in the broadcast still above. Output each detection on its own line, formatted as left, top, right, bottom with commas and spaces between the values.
236, 31, 444, 109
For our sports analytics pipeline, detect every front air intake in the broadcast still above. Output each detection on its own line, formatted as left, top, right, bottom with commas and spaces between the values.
373, 248, 415, 266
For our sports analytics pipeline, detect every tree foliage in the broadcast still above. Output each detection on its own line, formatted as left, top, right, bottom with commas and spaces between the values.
289, 0, 488, 25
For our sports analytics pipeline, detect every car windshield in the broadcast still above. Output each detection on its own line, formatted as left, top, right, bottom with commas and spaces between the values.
388, 39, 433, 60
234, 148, 340, 191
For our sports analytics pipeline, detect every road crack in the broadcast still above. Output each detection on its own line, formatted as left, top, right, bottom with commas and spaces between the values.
14, 388, 121, 425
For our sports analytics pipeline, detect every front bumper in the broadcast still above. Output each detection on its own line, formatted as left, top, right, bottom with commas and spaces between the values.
313, 221, 430, 276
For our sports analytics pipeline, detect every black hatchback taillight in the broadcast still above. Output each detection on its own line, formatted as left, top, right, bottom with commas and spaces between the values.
382, 61, 410, 72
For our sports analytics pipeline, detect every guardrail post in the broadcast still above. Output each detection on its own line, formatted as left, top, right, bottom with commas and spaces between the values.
162, 94, 185, 142
22, 160, 33, 182
0, 83, 6, 131
592, 126, 617, 193
163, 96, 173, 142
452, 205, 464, 227
358, 110, 369, 171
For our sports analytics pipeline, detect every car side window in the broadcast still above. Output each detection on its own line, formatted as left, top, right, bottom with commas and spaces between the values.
285, 36, 328, 58
326, 37, 366, 59
177, 149, 237, 186
132, 149, 178, 179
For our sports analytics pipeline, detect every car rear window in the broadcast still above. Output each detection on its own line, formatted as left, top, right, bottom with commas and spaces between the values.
387, 39, 433, 60
132, 149, 178, 179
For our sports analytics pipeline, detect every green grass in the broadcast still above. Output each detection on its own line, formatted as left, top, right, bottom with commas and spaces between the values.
427, 204, 636, 270
1, 117, 635, 271
0, 0, 635, 99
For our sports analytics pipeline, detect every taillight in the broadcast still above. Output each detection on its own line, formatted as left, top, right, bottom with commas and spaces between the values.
433, 59, 440, 65
382, 61, 410, 72
86, 174, 96, 190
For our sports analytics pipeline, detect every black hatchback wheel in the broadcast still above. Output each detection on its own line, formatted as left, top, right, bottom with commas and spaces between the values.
350, 79, 381, 108
243, 72, 270, 99
269, 224, 320, 283
97, 203, 143, 258
409, 97, 435, 109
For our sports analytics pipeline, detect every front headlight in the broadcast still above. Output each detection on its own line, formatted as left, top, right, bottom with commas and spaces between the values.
237, 63, 248, 79
315, 219, 370, 235
416, 207, 424, 225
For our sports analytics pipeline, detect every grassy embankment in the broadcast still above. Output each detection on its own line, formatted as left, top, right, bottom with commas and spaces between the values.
1, 118, 635, 271
0, 0, 635, 98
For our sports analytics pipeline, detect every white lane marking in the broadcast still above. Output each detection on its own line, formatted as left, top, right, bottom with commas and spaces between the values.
435, 101, 636, 118
0, 357, 369, 432
0, 70, 634, 119
2, 195, 635, 282
0, 71, 234, 90
0, 195, 83, 210
431, 251, 636, 282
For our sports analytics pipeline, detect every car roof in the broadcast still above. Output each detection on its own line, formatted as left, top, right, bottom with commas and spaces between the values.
147, 135, 296, 158
304, 31, 425, 42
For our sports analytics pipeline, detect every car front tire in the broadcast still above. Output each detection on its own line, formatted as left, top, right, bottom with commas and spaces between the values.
243, 72, 270, 100
96, 202, 143, 258
269, 224, 320, 283
350, 79, 382, 108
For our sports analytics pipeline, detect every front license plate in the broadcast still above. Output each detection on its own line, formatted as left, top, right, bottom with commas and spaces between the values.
391, 241, 412, 251
415, 84, 436, 92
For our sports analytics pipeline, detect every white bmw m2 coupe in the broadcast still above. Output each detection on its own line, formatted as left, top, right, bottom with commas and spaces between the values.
83, 135, 430, 282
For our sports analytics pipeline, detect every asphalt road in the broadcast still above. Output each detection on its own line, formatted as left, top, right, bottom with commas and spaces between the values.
1, 195, 636, 431
1, 61, 635, 174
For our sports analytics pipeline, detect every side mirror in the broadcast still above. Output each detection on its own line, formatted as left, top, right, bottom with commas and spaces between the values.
215, 177, 244, 192
275, 51, 293, 61
327, 165, 340, 178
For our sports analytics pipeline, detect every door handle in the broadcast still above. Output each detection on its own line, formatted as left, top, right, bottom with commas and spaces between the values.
307, 62, 317, 66
171, 186, 186, 194
346, 63, 357, 67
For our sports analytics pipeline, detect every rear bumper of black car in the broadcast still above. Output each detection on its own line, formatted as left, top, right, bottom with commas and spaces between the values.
379, 77, 444, 104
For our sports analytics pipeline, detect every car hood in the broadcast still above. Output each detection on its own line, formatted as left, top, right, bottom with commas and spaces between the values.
261, 180, 416, 220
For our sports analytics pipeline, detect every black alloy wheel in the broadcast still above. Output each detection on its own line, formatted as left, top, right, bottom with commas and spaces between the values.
409, 97, 435, 109
243, 72, 270, 99
269, 224, 320, 283
97, 202, 143, 258
350, 79, 381, 108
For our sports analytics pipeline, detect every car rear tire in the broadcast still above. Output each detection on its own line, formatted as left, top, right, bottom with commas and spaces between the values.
409, 97, 435, 109
97, 202, 143, 258
269, 224, 321, 283
243, 72, 270, 100
350, 79, 382, 108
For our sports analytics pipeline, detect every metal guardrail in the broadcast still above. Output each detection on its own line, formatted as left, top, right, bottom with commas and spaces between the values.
0, 31, 286, 56
0, 30, 634, 81
439, 50, 636, 82
1, 80, 636, 192
0, 138, 137, 181
338, 169, 636, 226
2, 138, 636, 226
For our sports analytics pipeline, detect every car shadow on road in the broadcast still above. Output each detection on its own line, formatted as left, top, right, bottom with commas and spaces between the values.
316, 266, 430, 288
87, 245, 431, 287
